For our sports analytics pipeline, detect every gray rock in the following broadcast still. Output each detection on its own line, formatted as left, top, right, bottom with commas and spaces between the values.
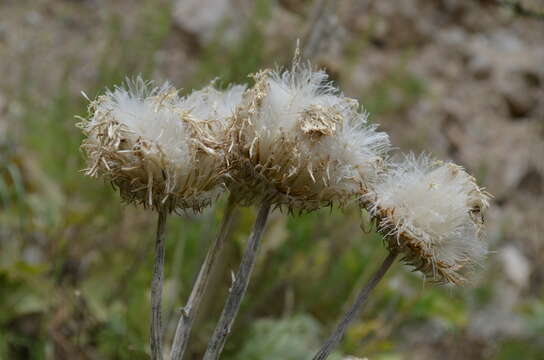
172, 0, 249, 45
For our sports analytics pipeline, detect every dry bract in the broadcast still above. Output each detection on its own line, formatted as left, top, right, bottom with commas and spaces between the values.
228, 64, 390, 211
184, 83, 246, 142
78, 78, 235, 213
364, 154, 491, 284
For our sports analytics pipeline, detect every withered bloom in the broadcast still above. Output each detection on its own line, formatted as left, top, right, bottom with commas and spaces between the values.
78, 78, 238, 213
364, 154, 491, 284
228, 63, 390, 211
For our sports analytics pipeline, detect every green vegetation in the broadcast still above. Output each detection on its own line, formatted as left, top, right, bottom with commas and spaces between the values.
190, 0, 273, 88
364, 67, 426, 117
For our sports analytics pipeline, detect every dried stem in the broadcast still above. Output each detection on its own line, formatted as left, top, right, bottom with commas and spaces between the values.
151, 209, 168, 360
170, 195, 238, 360
302, 0, 337, 59
312, 250, 398, 360
203, 201, 272, 360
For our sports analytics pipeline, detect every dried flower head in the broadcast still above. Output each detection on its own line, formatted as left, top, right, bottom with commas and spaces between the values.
229, 63, 390, 210
364, 154, 491, 284
183, 83, 246, 153
78, 77, 235, 213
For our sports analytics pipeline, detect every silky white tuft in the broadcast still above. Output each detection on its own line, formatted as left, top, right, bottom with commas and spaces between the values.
364, 154, 491, 284
184, 83, 246, 122
229, 63, 390, 210
78, 77, 232, 212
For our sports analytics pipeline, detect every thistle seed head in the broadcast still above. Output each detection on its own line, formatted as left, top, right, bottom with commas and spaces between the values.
364, 154, 491, 284
228, 63, 390, 211
78, 77, 238, 213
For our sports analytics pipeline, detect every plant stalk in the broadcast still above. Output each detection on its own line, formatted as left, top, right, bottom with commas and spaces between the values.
302, 0, 337, 59
203, 201, 272, 360
170, 195, 238, 360
151, 209, 168, 360
312, 250, 398, 360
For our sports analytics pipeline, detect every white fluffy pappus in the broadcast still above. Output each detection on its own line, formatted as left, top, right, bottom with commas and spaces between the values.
365, 154, 491, 284
183, 83, 246, 156
230, 63, 390, 210
184, 83, 246, 122
78, 77, 234, 212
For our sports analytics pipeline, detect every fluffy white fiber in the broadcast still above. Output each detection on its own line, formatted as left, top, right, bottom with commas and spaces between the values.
184, 83, 246, 122
231, 63, 390, 210
100, 78, 191, 167
366, 154, 490, 283
79, 78, 241, 212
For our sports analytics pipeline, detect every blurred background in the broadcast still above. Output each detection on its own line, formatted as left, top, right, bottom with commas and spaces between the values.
1, 0, 543, 359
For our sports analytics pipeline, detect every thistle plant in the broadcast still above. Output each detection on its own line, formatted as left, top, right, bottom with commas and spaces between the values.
202, 61, 390, 360
79, 78, 235, 360
169, 84, 246, 360
227, 61, 390, 211
313, 154, 490, 360
77, 59, 489, 360
79, 78, 226, 213
366, 154, 490, 284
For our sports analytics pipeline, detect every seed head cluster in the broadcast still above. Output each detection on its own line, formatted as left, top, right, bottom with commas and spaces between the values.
78, 61, 490, 284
